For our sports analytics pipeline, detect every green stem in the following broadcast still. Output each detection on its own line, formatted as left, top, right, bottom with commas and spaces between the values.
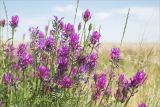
123, 92, 132, 107
11, 28, 14, 46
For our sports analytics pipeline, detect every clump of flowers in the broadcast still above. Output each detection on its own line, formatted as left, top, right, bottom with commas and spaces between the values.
0, 8, 149, 107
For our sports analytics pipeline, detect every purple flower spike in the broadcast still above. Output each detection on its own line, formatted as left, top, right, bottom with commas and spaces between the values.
10, 15, 19, 28
57, 45, 69, 57
83, 9, 91, 22
86, 53, 98, 70
138, 103, 147, 107
64, 23, 75, 36
20, 54, 33, 69
45, 36, 54, 51
95, 73, 106, 90
59, 76, 72, 88
130, 70, 147, 88
90, 31, 101, 45
2, 73, 13, 85
0, 19, 5, 27
110, 48, 120, 61
17, 43, 27, 57
70, 33, 79, 49
37, 65, 50, 80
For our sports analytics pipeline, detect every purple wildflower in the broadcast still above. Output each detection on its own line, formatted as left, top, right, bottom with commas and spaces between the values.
57, 57, 68, 75
17, 43, 27, 57
59, 76, 72, 88
79, 65, 87, 73
20, 54, 33, 69
64, 23, 75, 36
10, 15, 19, 28
2, 73, 13, 85
130, 70, 147, 88
0, 19, 5, 27
118, 74, 129, 87
45, 36, 54, 51
86, 53, 98, 71
95, 73, 106, 90
138, 103, 147, 107
90, 31, 101, 45
69, 33, 79, 49
83, 9, 91, 22
110, 48, 120, 61
71, 67, 78, 77
38, 40, 45, 49
57, 45, 69, 57
115, 74, 130, 103
37, 65, 50, 80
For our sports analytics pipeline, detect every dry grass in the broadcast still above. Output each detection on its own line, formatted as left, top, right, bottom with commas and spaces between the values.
97, 42, 160, 107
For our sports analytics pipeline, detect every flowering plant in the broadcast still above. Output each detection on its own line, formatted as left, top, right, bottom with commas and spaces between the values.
0, 8, 148, 107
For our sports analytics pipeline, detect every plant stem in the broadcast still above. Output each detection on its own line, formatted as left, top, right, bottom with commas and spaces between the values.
120, 8, 130, 49
74, 0, 79, 25
11, 28, 14, 46
123, 89, 134, 107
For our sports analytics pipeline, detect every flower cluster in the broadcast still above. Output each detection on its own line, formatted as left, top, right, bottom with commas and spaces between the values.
59, 76, 73, 88
37, 65, 50, 80
10, 15, 19, 28
115, 70, 147, 103
0, 9, 149, 107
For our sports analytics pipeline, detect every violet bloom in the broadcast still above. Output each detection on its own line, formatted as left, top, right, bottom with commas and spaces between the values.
0, 19, 5, 27
115, 74, 130, 103
38, 38, 46, 49
90, 31, 101, 45
59, 76, 72, 88
37, 31, 45, 39
95, 73, 106, 90
45, 36, 54, 51
17, 43, 27, 57
110, 48, 120, 61
20, 54, 33, 69
57, 57, 68, 75
37, 65, 50, 80
118, 74, 129, 87
10, 15, 19, 28
86, 53, 98, 71
64, 23, 75, 36
57, 45, 69, 57
115, 88, 127, 103
71, 67, 78, 77
130, 70, 147, 88
79, 65, 87, 73
69, 33, 79, 49
2, 73, 13, 85
138, 103, 147, 107
83, 9, 91, 22
92, 90, 101, 100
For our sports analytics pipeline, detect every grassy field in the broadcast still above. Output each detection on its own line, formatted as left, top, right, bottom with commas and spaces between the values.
97, 42, 160, 107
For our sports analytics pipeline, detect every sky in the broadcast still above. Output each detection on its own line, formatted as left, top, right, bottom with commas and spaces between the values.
0, 0, 160, 43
